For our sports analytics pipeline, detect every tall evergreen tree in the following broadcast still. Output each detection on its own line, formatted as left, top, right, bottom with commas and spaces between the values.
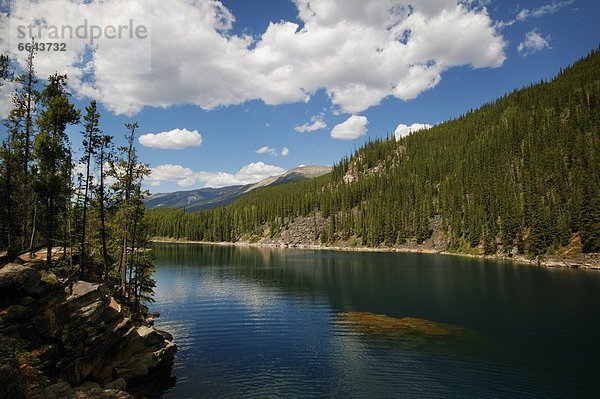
34, 74, 80, 265
96, 134, 114, 280
79, 100, 101, 272
111, 123, 152, 294
1, 46, 38, 257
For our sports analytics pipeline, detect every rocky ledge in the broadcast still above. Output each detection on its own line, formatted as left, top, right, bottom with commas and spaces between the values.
0, 263, 176, 399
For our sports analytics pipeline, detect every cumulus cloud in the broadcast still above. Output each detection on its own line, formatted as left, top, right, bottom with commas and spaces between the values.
139, 128, 202, 150
2, 0, 507, 115
394, 123, 433, 140
331, 115, 368, 140
517, 30, 551, 55
295, 115, 327, 133
256, 146, 277, 156
147, 164, 197, 187
148, 162, 285, 188
281, 147, 289, 157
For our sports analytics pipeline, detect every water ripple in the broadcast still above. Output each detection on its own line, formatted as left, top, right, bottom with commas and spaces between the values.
150, 244, 600, 399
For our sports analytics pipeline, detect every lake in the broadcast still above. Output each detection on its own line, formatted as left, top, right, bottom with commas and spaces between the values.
150, 243, 600, 398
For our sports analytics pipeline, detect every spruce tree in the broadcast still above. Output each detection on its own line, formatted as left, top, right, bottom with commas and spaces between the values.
79, 100, 102, 272
34, 74, 80, 265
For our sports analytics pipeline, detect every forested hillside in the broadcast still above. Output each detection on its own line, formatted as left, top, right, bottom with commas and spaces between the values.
146, 48, 600, 257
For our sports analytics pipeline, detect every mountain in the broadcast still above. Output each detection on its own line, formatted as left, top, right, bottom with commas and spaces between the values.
245, 165, 333, 190
146, 49, 600, 257
145, 165, 331, 212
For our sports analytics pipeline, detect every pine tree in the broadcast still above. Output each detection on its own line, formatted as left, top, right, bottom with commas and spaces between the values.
111, 122, 152, 296
97, 134, 114, 280
79, 100, 102, 272
34, 74, 80, 265
1, 46, 38, 257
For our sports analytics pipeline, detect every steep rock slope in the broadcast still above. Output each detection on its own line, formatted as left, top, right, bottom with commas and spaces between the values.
0, 262, 176, 398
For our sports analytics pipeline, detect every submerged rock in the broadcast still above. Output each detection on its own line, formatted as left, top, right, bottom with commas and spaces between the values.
339, 311, 455, 337
337, 311, 488, 342
337, 311, 500, 358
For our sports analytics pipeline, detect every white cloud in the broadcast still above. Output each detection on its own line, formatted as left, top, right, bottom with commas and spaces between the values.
256, 146, 289, 157
148, 162, 285, 188
139, 128, 202, 150
147, 164, 197, 187
394, 123, 433, 140
330, 115, 368, 140
295, 115, 327, 133
517, 0, 574, 21
2, 0, 507, 115
256, 146, 277, 156
517, 30, 551, 56
197, 162, 285, 188
459, 0, 492, 9
0, 81, 17, 118
497, 0, 574, 28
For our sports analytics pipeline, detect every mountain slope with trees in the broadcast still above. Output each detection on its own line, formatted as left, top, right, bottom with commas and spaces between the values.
146, 48, 600, 259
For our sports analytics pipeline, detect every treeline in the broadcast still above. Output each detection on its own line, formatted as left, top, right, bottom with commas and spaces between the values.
146, 48, 600, 257
0, 47, 154, 313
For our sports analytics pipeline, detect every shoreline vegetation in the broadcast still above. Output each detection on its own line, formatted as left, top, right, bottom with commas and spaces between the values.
150, 238, 600, 271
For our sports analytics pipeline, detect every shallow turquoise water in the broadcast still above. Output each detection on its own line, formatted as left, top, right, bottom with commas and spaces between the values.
150, 243, 600, 398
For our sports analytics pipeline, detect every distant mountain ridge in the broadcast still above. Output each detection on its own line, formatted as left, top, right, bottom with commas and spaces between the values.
145, 165, 331, 212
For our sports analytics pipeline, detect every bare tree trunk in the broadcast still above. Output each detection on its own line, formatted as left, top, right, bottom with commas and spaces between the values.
119, 234, 128, 294
29, 203, 36, 255
80, 126, 94, 273
22, 45, 35, 249
99, 147, 109, 281
46, 198, 53, 266
4, 142, 14, 259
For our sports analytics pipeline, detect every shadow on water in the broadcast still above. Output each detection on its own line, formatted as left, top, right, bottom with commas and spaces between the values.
127, 364, 177, 399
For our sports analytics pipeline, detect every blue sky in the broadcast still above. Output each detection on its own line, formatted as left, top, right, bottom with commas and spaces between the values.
1, 0, 599, 193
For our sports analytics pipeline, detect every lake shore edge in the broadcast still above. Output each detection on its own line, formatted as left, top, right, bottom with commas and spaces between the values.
150, 238, 600, 270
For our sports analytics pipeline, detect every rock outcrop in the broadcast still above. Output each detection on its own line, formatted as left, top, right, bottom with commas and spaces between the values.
29, 381, 133, 399
0, 263, 176, 398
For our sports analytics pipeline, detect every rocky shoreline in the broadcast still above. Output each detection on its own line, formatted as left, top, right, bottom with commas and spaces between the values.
0, 262, 176, 399
152, 238, 600, 270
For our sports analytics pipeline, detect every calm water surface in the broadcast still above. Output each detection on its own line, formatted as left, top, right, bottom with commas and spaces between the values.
150, 243, 600, 398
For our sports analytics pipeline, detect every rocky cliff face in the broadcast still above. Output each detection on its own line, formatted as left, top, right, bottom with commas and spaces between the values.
0, 263, 176, 398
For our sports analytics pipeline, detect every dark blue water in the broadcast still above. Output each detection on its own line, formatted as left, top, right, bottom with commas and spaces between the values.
150, 243, 600, 398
